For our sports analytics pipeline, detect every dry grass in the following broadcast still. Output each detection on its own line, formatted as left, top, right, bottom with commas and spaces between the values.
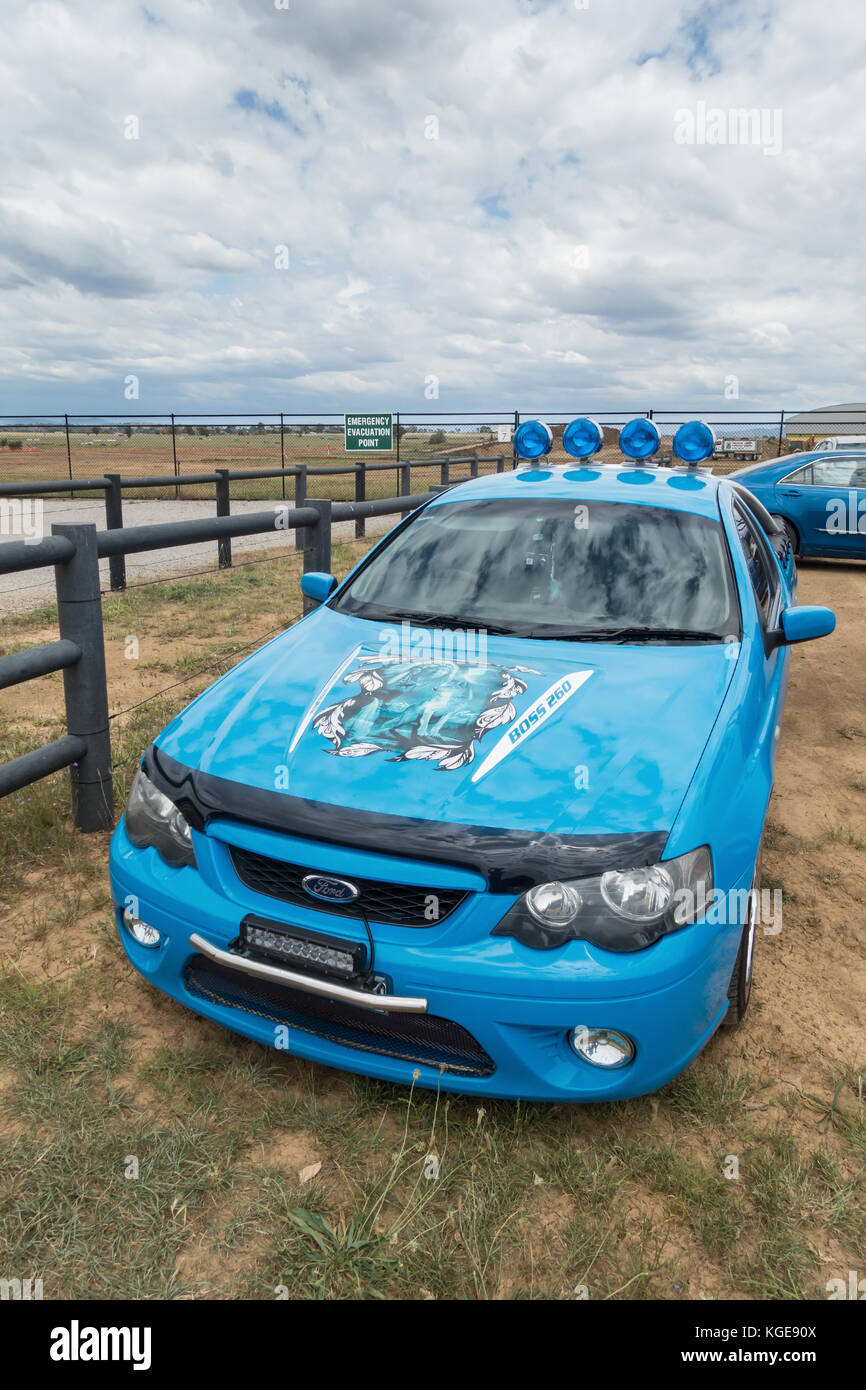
1, 548, 865, 1299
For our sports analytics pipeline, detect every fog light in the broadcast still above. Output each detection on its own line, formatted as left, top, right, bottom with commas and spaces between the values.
569, 1026, 635, 1069
672, 418, 715, 463
123, 907, 161, 948
563, 416, 604, 459
513, 419, 553, 461
619, 417, 661, 460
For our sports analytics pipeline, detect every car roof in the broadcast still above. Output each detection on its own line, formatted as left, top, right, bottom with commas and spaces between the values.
430, 462, 727, 519
729, 450, 866, 481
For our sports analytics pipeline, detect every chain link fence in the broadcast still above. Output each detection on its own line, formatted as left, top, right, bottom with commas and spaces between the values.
2, 410, 865, 495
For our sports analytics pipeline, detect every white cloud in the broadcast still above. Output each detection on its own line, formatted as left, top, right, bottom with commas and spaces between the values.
0, 0, 863, 415
172, 233, 260, 273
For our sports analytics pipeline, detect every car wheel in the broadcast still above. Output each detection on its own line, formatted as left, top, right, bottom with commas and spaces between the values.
723, 850, 761, 1027
772, 514, 800, 556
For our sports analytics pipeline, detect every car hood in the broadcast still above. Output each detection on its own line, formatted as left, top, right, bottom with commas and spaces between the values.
153, 608, 736, 839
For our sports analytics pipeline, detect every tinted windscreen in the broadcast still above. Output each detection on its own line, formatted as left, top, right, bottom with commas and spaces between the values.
334, 499, 739, 640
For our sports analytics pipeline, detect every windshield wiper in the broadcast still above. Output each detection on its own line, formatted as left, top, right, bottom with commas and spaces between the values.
586, 626, 726, 644
343, 606, 530, 636
510, 626, 727, 643
408, 615, 539, 637
337, 605, 726, 644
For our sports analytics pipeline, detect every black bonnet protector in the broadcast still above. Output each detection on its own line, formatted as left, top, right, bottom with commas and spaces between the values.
143, 745, 669, 894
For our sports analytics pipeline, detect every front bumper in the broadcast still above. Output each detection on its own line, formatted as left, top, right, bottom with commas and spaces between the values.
109, 819, 748, 1102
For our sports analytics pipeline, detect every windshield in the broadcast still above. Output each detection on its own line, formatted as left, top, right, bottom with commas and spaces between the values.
333, 498, 740, 641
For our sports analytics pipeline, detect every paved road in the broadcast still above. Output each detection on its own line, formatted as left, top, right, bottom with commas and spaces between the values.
0, 498, 391, 616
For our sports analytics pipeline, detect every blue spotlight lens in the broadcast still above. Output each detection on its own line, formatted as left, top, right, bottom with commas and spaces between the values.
673, 419, 715, 462
513, 419, 553, 460
562, 417, 603, 459
619, 417, 661, 459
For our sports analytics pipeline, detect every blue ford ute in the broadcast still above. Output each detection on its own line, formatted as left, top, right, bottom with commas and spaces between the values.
730, 450, 866, 559
110, 418, 836, 1101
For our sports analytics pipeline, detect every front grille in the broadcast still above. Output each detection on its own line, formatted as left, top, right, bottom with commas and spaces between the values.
184, 953, 495, 1077
229, 845, 467, 928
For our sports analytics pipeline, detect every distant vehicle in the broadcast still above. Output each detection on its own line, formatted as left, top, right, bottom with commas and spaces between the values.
731, 451, 866, 558
713, 438, 760, 462
814, 435, 866, 451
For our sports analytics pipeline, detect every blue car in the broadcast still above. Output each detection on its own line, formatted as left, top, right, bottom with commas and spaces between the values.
110, 454, 836, 1101
730, 450, 866, 559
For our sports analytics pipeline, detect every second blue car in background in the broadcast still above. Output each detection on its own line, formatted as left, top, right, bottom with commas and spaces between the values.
731, 449, 866, 560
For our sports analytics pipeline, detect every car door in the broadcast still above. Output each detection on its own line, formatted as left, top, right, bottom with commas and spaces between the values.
732, 500, 788, 777
842, 458, 866, 558
778, 455, 866, 558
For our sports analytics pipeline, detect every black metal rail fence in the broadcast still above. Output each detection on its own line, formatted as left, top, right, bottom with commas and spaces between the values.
2, 408, 865, 498
0, 413, 517, 501
0, 487, 447, 831
0, 453, 505, 590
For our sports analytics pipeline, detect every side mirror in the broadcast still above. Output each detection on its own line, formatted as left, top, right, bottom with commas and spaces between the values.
775, 604, 836, 646
300, 571, 337, 604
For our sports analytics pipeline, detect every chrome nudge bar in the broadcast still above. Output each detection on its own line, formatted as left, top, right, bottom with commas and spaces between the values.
188, 934, 428, 1014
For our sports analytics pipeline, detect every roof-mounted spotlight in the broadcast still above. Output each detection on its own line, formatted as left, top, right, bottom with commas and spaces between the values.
513, 419, 553, 462
563, 417, 604, 459
619, 417, 661, 462
672, 419, 715, 466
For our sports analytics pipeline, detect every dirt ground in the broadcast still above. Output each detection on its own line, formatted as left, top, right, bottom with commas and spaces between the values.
737, 559, 866, 1105
0, 551, 864, 1299
691, 554, 866, 1297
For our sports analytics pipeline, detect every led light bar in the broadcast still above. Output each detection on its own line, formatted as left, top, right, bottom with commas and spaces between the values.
562, 416, 604, 459
619, 417, 661, 460
243, 919, 363, 979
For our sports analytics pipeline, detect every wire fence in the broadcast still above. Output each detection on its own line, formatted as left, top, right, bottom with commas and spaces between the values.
0, 414, 517, 501
2, 410, 865, 495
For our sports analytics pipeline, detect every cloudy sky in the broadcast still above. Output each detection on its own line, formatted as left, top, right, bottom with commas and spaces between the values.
0, 0, 864, 417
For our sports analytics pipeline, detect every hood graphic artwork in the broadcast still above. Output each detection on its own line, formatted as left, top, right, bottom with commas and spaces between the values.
149, 607, 739, 833
310, 656, 541, 771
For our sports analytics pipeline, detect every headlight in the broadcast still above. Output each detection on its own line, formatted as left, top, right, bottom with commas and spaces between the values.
124, 769, 197, 869
492, 846, 712, 952
600, 864, 674, 921
526, 881, 583, 926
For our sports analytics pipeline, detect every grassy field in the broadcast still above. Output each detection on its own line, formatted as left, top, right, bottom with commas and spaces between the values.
0, 423, 773, 502
0, 545, 864, 1300
0, 427, 509, 501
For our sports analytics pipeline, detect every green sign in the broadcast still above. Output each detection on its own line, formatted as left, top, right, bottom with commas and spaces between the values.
344, 413, 393, 453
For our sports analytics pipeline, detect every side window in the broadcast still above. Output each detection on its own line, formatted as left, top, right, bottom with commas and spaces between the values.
828, 455, 866, 487
812, 456, 862, 487
733, 503, 778, 624
782, 464, 813, 484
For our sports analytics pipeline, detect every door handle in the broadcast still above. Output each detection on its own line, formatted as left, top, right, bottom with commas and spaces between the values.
778, 488, 801, 496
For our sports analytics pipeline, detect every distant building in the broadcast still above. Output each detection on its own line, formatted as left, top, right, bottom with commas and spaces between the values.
786, 403, 866, 445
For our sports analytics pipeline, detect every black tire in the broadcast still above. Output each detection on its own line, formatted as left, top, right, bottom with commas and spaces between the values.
723, 850, 761, 1028
772, 514, 800, 556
